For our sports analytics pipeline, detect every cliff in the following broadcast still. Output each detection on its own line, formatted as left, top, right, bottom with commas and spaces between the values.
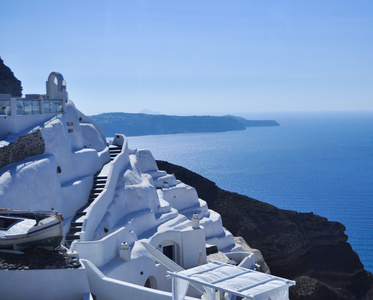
156, 160, 373, 300
0, 57, 22, 97
89, 112, 278, 137
227, 115, 280, 127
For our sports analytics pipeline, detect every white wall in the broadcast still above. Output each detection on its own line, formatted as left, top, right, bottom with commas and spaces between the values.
0, 107, 109, 219
180, 227, 207, 269
82, 259, 198, 300
160, 183, 200, 212
0, 267, 90, 300
0, 110, 62, 141
73, 227, 136, 267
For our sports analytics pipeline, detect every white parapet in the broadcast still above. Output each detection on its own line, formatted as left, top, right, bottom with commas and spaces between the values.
0, 267, 90, 300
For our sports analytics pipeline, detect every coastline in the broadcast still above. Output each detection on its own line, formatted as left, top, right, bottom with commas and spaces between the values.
89, 112, 279, 137
127, 112, 373, 274
156, 160, 373, 299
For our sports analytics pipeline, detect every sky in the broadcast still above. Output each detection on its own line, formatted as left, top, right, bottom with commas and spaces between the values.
1, 1, 372, 116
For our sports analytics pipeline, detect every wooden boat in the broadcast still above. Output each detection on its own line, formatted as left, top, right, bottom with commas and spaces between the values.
0, 209, 63, 249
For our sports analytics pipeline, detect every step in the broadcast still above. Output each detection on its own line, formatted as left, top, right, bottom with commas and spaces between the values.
91, 188, 104, 193
70, 221, 83, 228
71, 215, 85, 223
92, 185, 105, 189
68, 226, 83, 232
66, 235, 80, 242
93, 183, 106, 188
77, 204, 90, 213
90, 192, 101, 197
93, 178, 107, 183
94, 180, 107, 184
66, 231, 81, 239
75, 211, 86, 218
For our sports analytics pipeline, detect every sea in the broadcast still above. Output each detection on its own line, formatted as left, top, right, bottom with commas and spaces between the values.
126, 111, 373, 273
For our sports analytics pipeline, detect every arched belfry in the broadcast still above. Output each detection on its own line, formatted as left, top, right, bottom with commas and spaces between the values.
46, 72, 68, 99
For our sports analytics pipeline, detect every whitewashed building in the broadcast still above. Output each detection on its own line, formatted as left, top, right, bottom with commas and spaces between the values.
0, 73, 294, 299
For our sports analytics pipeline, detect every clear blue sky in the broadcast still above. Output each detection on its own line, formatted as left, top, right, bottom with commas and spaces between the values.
1, 1, 372, 116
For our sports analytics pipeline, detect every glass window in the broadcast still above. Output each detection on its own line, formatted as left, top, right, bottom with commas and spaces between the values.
16, 99, 41, 115
32, 100, 41, 114
0, 100, 11, 116
15, 99, 63, 115
55, 100, 63, 112
17, 100, 24, 115
44, 100, 50, 113
24, 100, 32, 115
44, 99, 63, 113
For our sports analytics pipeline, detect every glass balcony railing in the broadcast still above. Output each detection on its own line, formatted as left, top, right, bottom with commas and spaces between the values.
17, 99, 41, 115
0, 100, 11, 116
44, 99, 63, 113
15, 99, 64, 115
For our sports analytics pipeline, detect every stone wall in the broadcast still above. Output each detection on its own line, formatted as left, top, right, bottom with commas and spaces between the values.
0, 131, 45, 169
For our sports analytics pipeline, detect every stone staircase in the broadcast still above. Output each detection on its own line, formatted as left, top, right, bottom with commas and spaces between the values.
109, 145, 121, 161
65, 174, 107, 245
65, 145, 122, 246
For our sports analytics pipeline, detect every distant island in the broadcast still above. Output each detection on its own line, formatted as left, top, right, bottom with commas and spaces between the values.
89, 112, 280, 137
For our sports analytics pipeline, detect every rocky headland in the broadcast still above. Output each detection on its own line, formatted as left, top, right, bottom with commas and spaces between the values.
89, 112, 279, 137
156, 160, 373, 300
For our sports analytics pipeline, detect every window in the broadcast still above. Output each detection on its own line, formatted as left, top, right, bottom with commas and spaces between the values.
44, 99, 63, 113
0, 100, 11, 116
16, 100, 41, 115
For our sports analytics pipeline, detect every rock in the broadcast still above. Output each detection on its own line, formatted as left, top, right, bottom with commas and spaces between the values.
0, 246, 81, 270
156, 160, 373, 299
0, 57, 22, 97
90, 112, 247, 137
289, 276, 354, 300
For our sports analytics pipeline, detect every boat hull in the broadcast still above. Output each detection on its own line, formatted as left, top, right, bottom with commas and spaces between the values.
0, 209, 63, 249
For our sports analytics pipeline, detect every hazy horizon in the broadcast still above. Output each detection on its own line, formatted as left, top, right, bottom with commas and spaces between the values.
90, 109, 373, 117
1, 1, 372, 116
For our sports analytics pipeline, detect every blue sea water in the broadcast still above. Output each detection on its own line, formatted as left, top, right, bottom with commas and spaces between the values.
127, 111, 373, 273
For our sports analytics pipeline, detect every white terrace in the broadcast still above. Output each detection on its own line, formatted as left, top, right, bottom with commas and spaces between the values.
0, 72, 67, 140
